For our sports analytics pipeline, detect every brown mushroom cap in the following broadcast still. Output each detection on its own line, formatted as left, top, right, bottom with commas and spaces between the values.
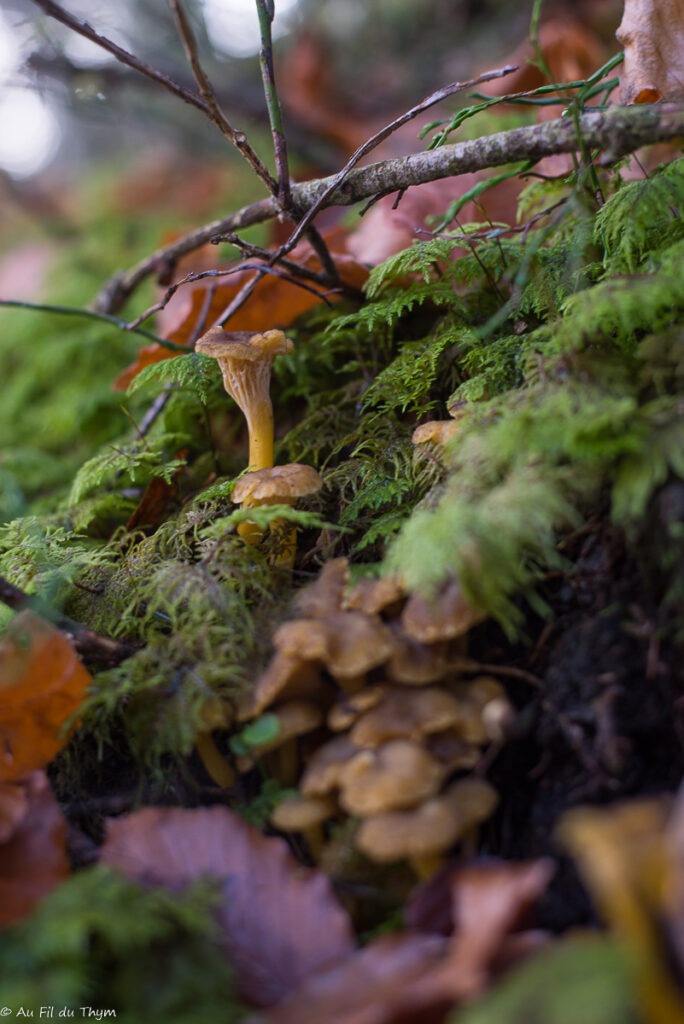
237, 650, 324, 720
327, 684, 388, 732
343, 573, 406, 618
385, 623, 449, 685
232, 463, 323, 506
300, 735, 360, 797
401, 578, 487, 643
274, 611, 395, 681
196, 327, 293, 366
270, 793, 337, 832
236, 699, 324, 772
240, 700, 323, 759
355, 776, 498, 863
348, 687, 482, 749
296, 558, 350, 618
337, 739, 446, 816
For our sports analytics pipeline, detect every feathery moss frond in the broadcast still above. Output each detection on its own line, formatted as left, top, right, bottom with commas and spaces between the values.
127, 352, 222, 404
594, 158, 684, 273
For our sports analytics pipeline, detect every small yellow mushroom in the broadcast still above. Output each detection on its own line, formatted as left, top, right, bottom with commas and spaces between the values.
232, 463, 323, 565
195, 327, 293, 473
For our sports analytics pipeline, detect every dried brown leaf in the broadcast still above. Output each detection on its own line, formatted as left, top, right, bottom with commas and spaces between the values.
100, 804, 355, 1007
114, 231, 368, 390
0, 610, 91, 781
617, 0, 684, 103
255, 858, 553, 1024
0, 771, 70, 926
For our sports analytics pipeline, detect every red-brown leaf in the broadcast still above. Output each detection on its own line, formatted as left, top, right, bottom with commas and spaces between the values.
256, 858, 553, 1024
100, 805, 355, 1006
114, 232, 368, 390
0, 610, 92, 781
0, 771, 70, 926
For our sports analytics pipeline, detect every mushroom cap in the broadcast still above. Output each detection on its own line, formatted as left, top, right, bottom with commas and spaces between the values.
411, 419, 461, 447
401, 579, 487, 643
327, 684, 388, 732
274, 611, 395, 681
348, 686, 481, 749
237, 650, 324, 721
243, 700, 323, 758
232, 463, 323, 506
296, 558, 350, 618
270, 793, 337, 832
343, 573, 406, 618
355, 777, 498, 863
300, 735, 360, 797
454, 676, 513, 742
385, 624, 449, 685
235, 699, 323, 771
337, 739, 446, 816
195, 327, 294, 364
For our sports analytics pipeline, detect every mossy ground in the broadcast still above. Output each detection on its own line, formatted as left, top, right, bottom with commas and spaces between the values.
2, 139, 684, 1015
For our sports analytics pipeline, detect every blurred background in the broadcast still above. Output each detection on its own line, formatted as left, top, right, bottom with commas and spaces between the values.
0, 0, 623, 511
0, 0, 622, 184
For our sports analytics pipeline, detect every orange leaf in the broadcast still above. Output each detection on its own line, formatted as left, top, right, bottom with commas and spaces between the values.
100, 804, 355, 1007
114, 233, 368, 391
0, 771, 70, 926
0, 610, 91, 780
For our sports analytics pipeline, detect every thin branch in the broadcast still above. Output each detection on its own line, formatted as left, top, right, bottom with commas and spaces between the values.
0, 575, 135, 670
31, 0, 276, 193
0, 299, 186, 350
215, 270, 265, 327
270, 65, 519, 259
30, 0, 209, 116
128, 257, 338, 330
221, 233, 334, 285
255, 0, 291, 208
166, 0, 276, 193
94, 101, 684, 315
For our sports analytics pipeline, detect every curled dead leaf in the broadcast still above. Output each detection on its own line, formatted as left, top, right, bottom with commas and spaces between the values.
0, 610, 91, 780
100, 804, 355, 1007
253, 858, 553, 1024
0, 771, 70, 926
617, 0, 684, 103
559, 798, 684, 1024
114, 230, 368, 390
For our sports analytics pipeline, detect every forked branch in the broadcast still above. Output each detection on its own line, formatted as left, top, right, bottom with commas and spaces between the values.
94, 101, 684, 314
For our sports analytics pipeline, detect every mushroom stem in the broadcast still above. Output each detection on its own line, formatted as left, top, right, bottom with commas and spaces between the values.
195, 731, 235, 789
410, 853, 445, 879
237, 399, 275, 544
243, 396, 275, 474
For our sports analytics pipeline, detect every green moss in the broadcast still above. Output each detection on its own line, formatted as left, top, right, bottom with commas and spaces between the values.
0, 865, 244, 1021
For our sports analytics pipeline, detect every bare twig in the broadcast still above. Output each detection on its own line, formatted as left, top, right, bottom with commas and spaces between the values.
31, 0, 275, 192
30, 0, 210, 115
128, 258, 338, 330
215, 270, 265, 327
255, 0, 291, 208
0, 575, 135, 670
94, 102, 684, 315
0, 298, 185, 350
166, 0, 276, 193
270, 65, 519, 259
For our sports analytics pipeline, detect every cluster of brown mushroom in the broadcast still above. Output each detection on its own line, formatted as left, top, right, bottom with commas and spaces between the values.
195, 326, 323, 564
236, 558, 512, 874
